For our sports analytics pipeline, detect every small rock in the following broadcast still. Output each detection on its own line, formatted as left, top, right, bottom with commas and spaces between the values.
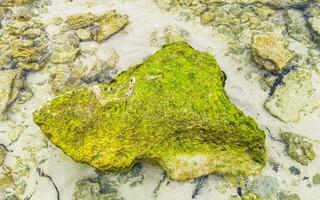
251, 34, 295, 73
280, 132, 315, 165
66, 12, 97, 29
289, 166, 301, 175
312, 173, 320, 185
306, 5, 320, 44
0, 69, 24, 120
242, 192, 260, 200
51, 16, 63, 26
251, 176, 279, 198
76, 27, 93, 41
277, 191, 300, 200
50, 44, 80, 64
0, 145, 7, 166
265, 70, 318, 122
93, 10, 129, 43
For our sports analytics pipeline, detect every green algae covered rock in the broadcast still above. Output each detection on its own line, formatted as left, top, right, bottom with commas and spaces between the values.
33, 42, 266, 181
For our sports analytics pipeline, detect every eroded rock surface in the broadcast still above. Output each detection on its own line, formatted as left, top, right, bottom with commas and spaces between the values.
33, 42, 266, 181
251, 34, 295, 73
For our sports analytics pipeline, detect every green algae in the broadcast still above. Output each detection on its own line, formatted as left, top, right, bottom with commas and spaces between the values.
33, 42, 266, 181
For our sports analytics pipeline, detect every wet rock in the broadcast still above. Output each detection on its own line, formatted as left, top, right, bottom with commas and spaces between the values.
242, 192, 260, 200
73, 164, 143, 199
306, 5, 320, 44
251, 34, 295, 72
33, 42, 266, 181
0, 0, 35, 7
72, 180, 118, 200
51, 16, 63, 26
251, 176, 279, 198
0, 175, 14, 191
280, 132, 315, 165
265, 70, 318, 122
285, 9, 311, 42
50, 32, 80, 64
50, 44, 80, 64
0, 145, 7, 166
76, 27, 93, 41
289, 166, 301, 175
48, 64, 83, 95
93, 10, 128, 43
312, 173, 320, 185
0, 16, 48, 71
0, 69, 24, 120
66, 12, 97, 30
277, 191, 300, 200
82, 51, 119, 83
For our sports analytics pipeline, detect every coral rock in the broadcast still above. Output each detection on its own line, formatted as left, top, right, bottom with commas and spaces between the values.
33, 42, 266, 181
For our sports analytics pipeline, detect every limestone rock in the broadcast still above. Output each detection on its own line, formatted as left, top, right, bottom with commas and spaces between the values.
50, 32, 80, 64
280, 132, 315, 165
0, 145, 7, 166
251, 34, 295, 72
93, 10, 129, 43
50, 44, 80, 64
0, 69, 24, 120
312, 173, 320, 185
33, 42, 266, 181
277, 192, 300, 200
251, 176, 278, 198
0, 0, 35, 7
242, 192, 260, 200
306, 5, 320, 44
66, 12, 97, 30
265, 70, 318, 122
76, 28, 93, 41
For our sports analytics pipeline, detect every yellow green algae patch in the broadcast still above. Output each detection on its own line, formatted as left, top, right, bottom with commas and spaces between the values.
33, 42, 266, 181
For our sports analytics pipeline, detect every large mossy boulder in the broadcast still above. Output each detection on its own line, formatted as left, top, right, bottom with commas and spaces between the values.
33, 42, 266, 181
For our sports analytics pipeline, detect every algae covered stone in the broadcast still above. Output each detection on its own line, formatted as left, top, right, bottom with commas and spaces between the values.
33, 42, 266, 181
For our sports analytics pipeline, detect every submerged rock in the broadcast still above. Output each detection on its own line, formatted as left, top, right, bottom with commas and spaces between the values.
280, 132, 315, 165
306, 4, 320, 44
312, 173, 320, 185
66, 12, 97, 30
33, 42, 266, 181
277, 192, 300, 200
0, 69, 24, 120
251, 176, 279, 198
93, 10, 129, 43
251, 34, 295, 73
242, 192, 260, 200
65, 10, 128, 43
265, 70, 318, 122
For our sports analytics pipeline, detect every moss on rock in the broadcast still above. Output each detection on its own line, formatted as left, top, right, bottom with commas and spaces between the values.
33, 42, 266, 181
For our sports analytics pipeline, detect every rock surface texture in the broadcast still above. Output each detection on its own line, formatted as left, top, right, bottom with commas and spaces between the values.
33, 42, 266, 181
251, 34, 295, 73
